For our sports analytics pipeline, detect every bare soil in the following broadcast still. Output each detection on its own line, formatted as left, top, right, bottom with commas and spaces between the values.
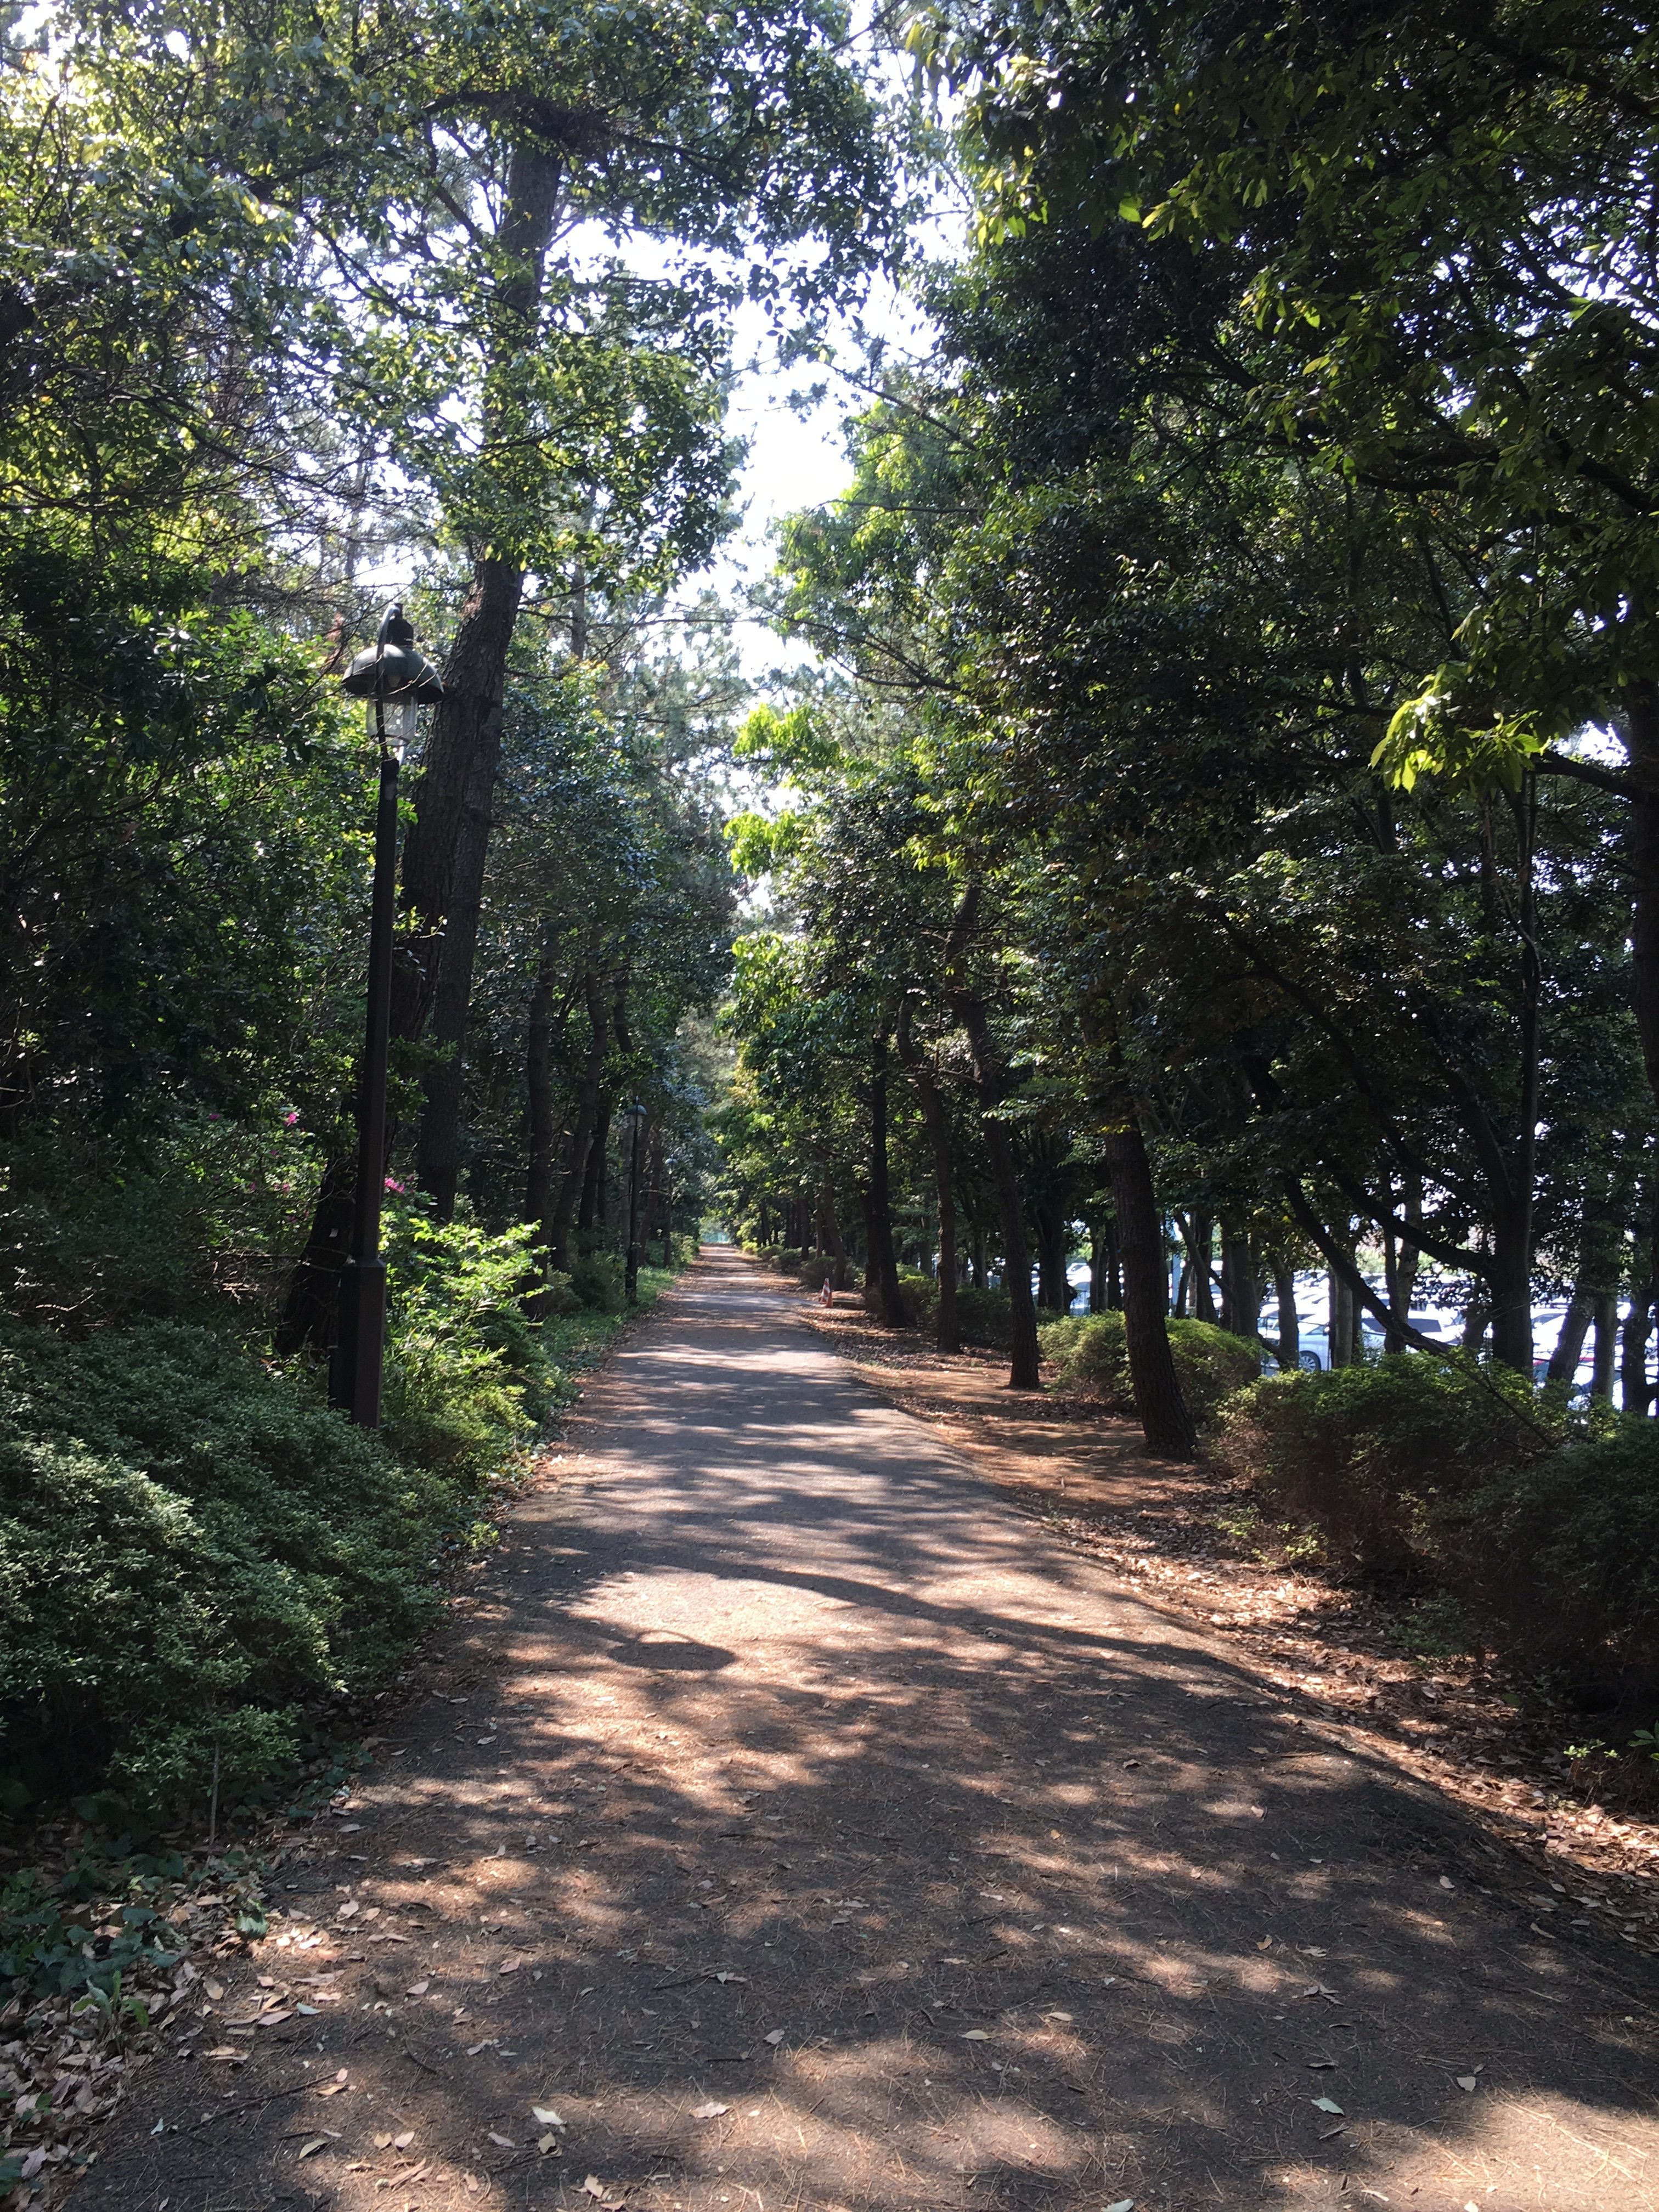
64, 1252, 1659, 2212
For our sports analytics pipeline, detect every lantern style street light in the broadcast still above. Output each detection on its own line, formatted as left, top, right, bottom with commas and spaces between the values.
330, 603, 444, 1426
623, 1100, 646, 1306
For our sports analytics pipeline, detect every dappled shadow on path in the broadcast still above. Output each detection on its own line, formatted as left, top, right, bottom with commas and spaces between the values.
74, 1252, 1659, 2212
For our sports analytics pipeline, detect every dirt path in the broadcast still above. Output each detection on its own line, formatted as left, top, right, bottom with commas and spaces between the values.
74, 1251, 1659, 2212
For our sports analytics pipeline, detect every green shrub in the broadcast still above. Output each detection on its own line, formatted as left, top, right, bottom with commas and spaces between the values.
1042, 1310, 1262, 1428
0, 1319, 465, 1815
1217, 1353, 1659, 1675
0, 1204, 559, 1822
885, 1269, 1013, 1347
1219, 1351, 1553, 1572
566, 1252, 625, 1312
382, 1203, 562, 1475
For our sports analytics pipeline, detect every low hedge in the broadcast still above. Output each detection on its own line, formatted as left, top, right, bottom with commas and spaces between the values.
1041, 1310, 1263, 1428
1220, 1353, 1659, 1675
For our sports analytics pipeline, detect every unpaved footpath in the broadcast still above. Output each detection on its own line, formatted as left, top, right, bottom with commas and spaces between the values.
75, 1251, 1659, 2212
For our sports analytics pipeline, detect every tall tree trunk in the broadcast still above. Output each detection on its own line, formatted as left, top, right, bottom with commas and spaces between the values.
395, 140, 565, 1214
1488, 778, 1541, 1374
1036, 1202, 1070, 1311
1624, 684, 1659, 1121
1188, 1214, 1217, 1323
522, 938, 558, 1239
864, 1030, 906, 1328
818, 1194, 850, 1291
1623, 1174, 1657, 1416
949, 1017, 1038, 1383
898, 1004, 959, 1353
1272, 1255, 1300, 1372
1221, 1229, 1261, 1339
580, 1097, 612, 1234
274, 1151, 356, 1355
1328, 1264, 1356, 1368
983, 1120, 1040, 1386
1591, 1291, 1620, 1400
1103, 1115, 1195, 1458
1381, 1175, 1423, 1351
549, 970, 607, 1271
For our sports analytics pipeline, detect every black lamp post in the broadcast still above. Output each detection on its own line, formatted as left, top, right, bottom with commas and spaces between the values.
330, 603, 444, 1426
624, 1101, 646, 1306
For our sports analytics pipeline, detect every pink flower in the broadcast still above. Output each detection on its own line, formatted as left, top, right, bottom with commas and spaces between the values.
385, 1177, 405, 1193
284, 1110, 300, 1126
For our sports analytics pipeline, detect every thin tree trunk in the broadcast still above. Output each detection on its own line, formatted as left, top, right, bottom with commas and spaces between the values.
396, 140, 565, 1213
522, 938, 558, 1235
549, 971, 607, 1271
1623, 1175, 1656, 1415
580, 1097, 612, 1234
864, 1030, 906, 1328
1103, 1115, 1195, 1457
898, 1003, 960, 1353
1189, 1214, 1217, 1323
1591, 1291, 1619, 1400
1624, 684, 1659, 1120
1272, 1255, 1300, 1372
818, 1194, 850, 1291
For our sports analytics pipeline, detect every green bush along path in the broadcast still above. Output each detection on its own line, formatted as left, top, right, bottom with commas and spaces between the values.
74, 1252, 1659, 2212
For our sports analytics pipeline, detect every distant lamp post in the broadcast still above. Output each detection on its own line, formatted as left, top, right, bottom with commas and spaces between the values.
330, 602, 444, 1426
623, 1101, 646, 1306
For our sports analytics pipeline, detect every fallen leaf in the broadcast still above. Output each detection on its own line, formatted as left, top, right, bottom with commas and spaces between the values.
204, 2047, 249, 2063
1456, 2075, 1478, 2092
691, 2100, 729, 2119
1306, 2058, 1336, 2070
1105, 2200, 1135, 2212
532, 2107, 566, 2128
714, 1971, 747, 1984
298, 2137, 329, 2159
317, 2080, 347, 2097
1311, 2097, 1344, 2115
962, 2029, 991, 2041
406, 1979, 430, 1996
337, 1901, 359, 1919
1440, 1875, 1455, 1890
540, 2131, 561, 2155
763, 2030, 785, 2046
374, 2132, 393, 2149
393, 2130, 414, 2149
488, 2131, 517, 2148
205, 1980, 225, 2002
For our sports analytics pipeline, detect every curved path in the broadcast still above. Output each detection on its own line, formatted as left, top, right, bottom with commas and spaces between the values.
76, 1251, 1659, 2212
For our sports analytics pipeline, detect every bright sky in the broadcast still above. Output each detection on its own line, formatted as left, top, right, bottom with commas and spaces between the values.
709, 269, 947, 682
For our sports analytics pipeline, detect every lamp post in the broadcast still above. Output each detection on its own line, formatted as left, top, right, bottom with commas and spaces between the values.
624, 1101, 646, 1306
330, 603, 444, 1426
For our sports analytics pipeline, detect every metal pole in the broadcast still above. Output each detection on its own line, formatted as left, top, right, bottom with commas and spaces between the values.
625, 1113, 642, 1306
330, 693, 399, 1424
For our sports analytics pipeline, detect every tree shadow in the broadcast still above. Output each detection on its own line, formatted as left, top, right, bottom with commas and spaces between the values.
75, 1252, 1659, 2212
